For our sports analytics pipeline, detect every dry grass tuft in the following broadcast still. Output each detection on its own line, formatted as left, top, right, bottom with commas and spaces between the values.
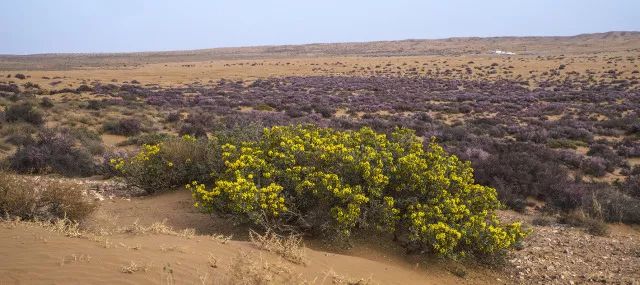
207, 253, 218, 268
225, 252, 302, 285
321, 270, 373, 285
121, 260, 151, 274
249, 229, 306, 265
50, 217, 83, 237
2, 216, 85, 238
59, 253, 92, 267
558, 210, 610, 237
117, 219, 196, 238
210, 233, 233, 244
0, 172, 96, 221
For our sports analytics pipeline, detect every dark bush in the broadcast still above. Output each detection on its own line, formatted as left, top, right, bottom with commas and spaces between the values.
285, 106, 307, 118
5, 102, 45, 126
581, 186, 640, 224
0, 83, 20, 93
102, 118, 143, 136
620, 175, 640, 198
471, 143, 571, 209
5, 132, 35, 146
314, 105, 335, 118
179, 123, 208, 138
14, 73, 26, 80
9, 129, 95, 177
179, 112, 215, 137
86, 100, 104, 110
39, 97, 54, 108
580, 157, 608, 177
587, 143, 622, 169
616, 139, 640, 157
76, 85, 93, 92
166, 112, 181, 123
23, 82, 39, 89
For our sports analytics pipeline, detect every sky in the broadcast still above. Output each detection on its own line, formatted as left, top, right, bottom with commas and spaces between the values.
1, 0, 639, 55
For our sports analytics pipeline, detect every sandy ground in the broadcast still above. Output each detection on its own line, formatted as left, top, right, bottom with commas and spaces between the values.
0, 190, 504, 285
3, 53, 638, 89
1, 179, 639, 285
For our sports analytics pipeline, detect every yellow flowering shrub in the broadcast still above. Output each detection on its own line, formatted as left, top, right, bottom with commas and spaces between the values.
189, 125, 527, 257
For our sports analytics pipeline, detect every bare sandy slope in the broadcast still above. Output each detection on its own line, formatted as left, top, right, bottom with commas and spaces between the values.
1, 31, 638, 70
2, 32, 638, 90
2, 185, 639, 284
0, 190, 503, 285
1, 223, 447, 285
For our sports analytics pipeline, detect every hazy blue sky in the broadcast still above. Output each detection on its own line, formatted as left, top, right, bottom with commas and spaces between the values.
1, 0, 639, 54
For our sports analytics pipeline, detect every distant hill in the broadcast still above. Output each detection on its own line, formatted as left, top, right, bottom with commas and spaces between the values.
1, 31, 639, 70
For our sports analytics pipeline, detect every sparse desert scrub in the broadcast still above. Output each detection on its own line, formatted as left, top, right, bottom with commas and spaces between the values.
3, 74, 638, 222
69, 127, 105, 155
186, 125, 527, 258
0, 172, 96, 221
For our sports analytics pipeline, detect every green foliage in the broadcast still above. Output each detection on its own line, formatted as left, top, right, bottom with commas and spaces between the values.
111, 135, 222, 194
117, 133, 172, 147
547, 138, 587, 149
186, 125, 526, 257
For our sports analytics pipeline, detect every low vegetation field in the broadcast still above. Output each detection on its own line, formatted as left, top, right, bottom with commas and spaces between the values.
1, 32, 640, 284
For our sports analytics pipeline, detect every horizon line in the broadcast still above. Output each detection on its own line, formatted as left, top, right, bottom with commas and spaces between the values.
1, 30, 638, 57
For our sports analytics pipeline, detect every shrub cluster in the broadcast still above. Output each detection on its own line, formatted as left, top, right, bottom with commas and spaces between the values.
110, 135, 222, 194
14, 75, 638, 227
8, 128, 95, 177
5, 102, 45, 126
102, 118, 143, 136
0, 172, 96, 221
181, 126, 525, 257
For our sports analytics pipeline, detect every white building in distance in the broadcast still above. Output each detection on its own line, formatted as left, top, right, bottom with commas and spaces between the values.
494, 50, 516, 55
